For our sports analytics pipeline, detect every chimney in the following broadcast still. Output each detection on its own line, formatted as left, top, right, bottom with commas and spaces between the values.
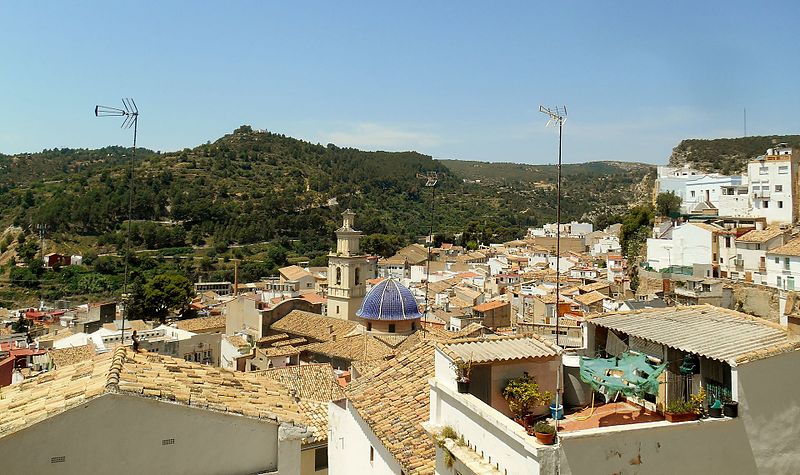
331, 334, 337, 342
328, 324, 334, 334
755, 220, 765, 231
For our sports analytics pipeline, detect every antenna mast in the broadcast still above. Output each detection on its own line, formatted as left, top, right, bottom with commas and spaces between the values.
540, 105, 566, 432
417, 171, 439, 333
95, 98, 139, 347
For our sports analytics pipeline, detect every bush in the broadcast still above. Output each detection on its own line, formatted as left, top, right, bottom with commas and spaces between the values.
502, 375, 552, 419
533, 421, 555, 435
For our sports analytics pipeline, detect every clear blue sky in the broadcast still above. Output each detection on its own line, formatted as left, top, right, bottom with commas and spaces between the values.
2, 1, 798, 164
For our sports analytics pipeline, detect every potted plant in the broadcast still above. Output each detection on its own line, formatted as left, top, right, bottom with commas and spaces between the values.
532, 420, 556, 445
502, 374, 553, 428
663, 400, 699, 422
708, 399, 723, 418
451, 358, 474, 394
723, 400, 738, 418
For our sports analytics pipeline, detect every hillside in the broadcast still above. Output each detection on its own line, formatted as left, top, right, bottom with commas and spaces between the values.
668, 135, 800, 175
0, 126, 653, 306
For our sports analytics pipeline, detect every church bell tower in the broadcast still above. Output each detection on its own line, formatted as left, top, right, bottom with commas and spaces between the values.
327, 210, 369, 321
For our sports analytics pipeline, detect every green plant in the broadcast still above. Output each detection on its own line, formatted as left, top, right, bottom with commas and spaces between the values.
664, 400, 695, 415
501, 374, 552, 419
533, 421, 555, 435
450, 358, 473, 382
434, 426, 464, 469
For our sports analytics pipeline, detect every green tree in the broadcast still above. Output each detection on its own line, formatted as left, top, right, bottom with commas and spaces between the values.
130, 273, 193, 322
656, 192, 682, 218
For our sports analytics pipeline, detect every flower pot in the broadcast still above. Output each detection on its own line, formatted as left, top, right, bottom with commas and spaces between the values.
664, 412, 698, 423
723, 401, 738, 418
708, 406, 723, 418
457, 379, 470, 394
550, 404, 564, 420
534, 431, 556, 445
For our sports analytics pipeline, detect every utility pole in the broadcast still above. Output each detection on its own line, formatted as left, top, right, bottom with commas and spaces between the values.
232, 258, 240, 296
95, 99, 139, 346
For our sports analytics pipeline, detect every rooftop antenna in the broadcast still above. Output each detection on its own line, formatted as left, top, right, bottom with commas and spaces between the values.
744, 108, 747, 137
417, 171, 439, 334
95, 98, 139, 348
540, 105, 566, 433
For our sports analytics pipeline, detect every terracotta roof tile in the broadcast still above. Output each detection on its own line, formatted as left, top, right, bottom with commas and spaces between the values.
176, 315, 227, 332
768, 236, 800, 257
737, 226, 786, 243
0, 348, 304, 439
48, 343, 96, 368
271, 310, 358, 342
257, 363, 343, 402
346, 341, 436, 474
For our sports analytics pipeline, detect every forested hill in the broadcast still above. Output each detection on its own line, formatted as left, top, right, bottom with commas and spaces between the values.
0, 126, 653, 253
668, 135, 800, 175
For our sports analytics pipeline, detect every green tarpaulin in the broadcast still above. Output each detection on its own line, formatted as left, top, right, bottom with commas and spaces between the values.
579, 351, 667, 399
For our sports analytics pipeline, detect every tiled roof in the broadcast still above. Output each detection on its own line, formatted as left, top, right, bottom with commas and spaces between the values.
0, 348, 304, 438
48, 343, 96, 367
259, 346, 300, 358
346, 341, 436, 475
588, 305, 800, 364
573, 290, 607, 306
225, 335, 250, 348
578, 281, 611, 293
299, 400, 329, 444
279, 265, 313, 281
271, 310, 358, 342
440, 335, 560, 364
472, 300, 508, 312
299, 334, 396, 365
273, 337, 308, 347
690, 222, 725, 233
257, 333, 290, 344
258, 363, 343, 402
175, 315, 226, 332
451, 323, 488, 339
768, 236, 800, 257
737, 227, 785, 243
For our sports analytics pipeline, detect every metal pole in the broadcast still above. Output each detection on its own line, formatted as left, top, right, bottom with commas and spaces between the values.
424, 181, 435, 331
555, 119, 562, 347
121, 118, 136, 346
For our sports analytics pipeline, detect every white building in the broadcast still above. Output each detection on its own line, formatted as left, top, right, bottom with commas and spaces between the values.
426, 306, 800, 474
766, 236, 800, 291
747, 144, 799, 224
329, 341, 436, 475
0, 347, 310, 474
683, 174, 744, 216
656, 165, 703, 202
718, 225, 787, 283
646, 222, 720, 274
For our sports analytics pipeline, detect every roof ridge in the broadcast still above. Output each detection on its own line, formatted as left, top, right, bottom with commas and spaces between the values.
106, 346, 127, 391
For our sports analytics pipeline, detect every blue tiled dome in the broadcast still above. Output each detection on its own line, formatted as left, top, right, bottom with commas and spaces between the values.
357, 279, 422, 321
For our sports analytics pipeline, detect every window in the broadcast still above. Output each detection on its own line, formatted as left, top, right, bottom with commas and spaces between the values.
776, 257, 780, 264
315, 447, 328, 471
785, 258, 791, 270
779, 201, 784, 209
776, 184, 783, 192
370, 446, 375, 463
690, 190, 696, 198
779, 166, 789, 174
790, 277, 796, 291
336, 267, 342, 285
336, 305, 340, 315
778, 276, 783, 288
724, 236, 731, 248
763, 201, 769, 208
760, 167, 769, 175
366, 322, 372, 331
388, 324, 396, 333
355, 267, 361, 285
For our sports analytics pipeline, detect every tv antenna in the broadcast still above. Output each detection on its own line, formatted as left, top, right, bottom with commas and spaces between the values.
416, 171, 440, 333
540, 104, 566, 433
95, 98, 139, 347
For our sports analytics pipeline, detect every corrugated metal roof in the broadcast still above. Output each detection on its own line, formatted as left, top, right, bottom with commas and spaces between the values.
442, 336, 560, 363
589, 305, 799, 365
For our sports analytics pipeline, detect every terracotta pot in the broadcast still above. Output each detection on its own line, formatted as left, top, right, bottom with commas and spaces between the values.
534, 431, 556, 445
665, 412, 698, 423
457, 379, 470, 394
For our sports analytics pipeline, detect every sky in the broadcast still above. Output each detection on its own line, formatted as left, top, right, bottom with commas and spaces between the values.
2, 1, 799, 164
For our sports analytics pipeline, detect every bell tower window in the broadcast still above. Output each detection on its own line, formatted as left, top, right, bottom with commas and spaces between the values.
355, 268, 361, 285
336, 267, 342, 286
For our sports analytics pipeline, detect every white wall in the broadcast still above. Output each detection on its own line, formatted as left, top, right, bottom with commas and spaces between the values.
328, 401, 402, 475
748, 159, 796, 224
0, 393, 301, 475
765, 253, 800, 290
647, 224, 712, 270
